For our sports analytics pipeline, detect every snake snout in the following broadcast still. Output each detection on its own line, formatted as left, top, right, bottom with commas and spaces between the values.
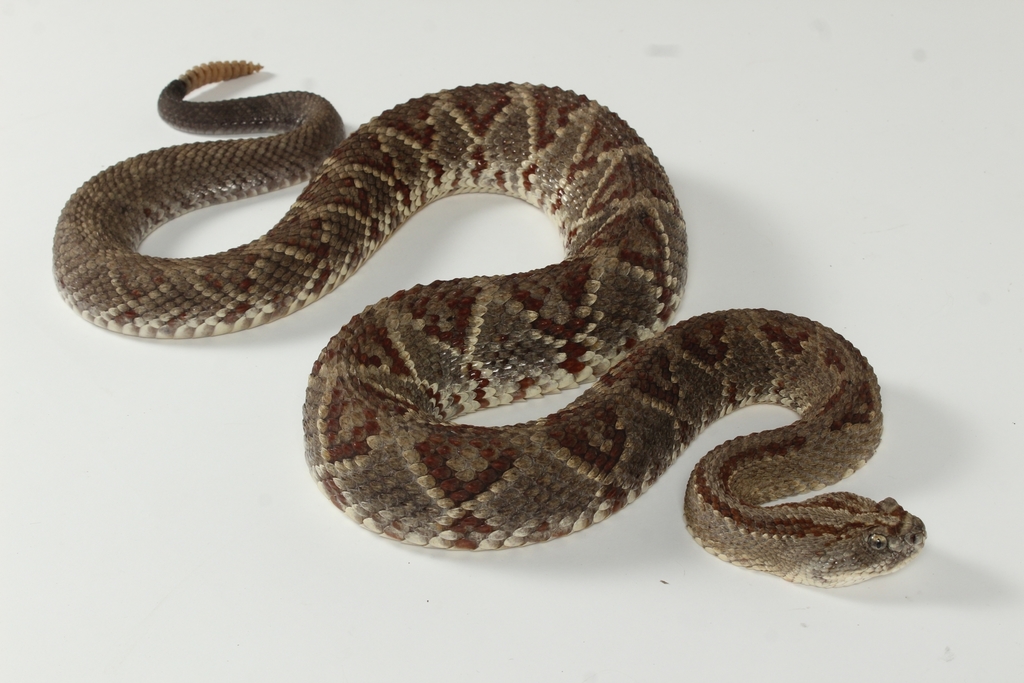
902, 516, 927, 551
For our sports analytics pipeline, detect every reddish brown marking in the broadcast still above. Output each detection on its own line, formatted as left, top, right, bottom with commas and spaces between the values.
112, 309, 139, 325
469, 147, 488, 180
559, 340, 587, 374
321, 375, 420, 464
760, 323, 809, 355
619, 345, 680, 409
724, 380, 739, 408
411, 432, 518, 505
513, 287, 546, 312
532, 90, 588, 150
311, 264, 334, 296
511, 377, 535, 401
320, 477, 350, 512
582, 162, 632, 219
600, 484, 631, 515
349, 325, 411, 376
202, 273, 224, 290
427, 158, 445, 187
379, 101, 436, 148
556, 265, 592, 312
691, 458, 861, 538
677, 318, 729, 368
450, 87, 512, 137
828, 380, 876, 431
521, 163, 538, 192
451, 513, 494, 535
715, 433, 808, 497
547, 405, 627, 475
823, 347, 846, 372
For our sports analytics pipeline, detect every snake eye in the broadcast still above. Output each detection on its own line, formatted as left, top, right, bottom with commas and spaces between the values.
868, 533, 888, 551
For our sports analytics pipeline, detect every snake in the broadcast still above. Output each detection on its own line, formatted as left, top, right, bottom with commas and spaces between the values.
53, 61, 925, 587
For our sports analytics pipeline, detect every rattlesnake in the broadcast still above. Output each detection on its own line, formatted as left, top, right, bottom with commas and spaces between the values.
53, 62, 925, 587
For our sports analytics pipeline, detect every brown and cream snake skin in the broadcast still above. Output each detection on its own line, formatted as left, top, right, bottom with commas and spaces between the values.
53, 62, 925, 587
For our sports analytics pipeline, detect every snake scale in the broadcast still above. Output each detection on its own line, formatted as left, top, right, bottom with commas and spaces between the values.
53, 62, 925, 587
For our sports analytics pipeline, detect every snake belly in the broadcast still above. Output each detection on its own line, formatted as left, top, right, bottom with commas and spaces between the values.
53, 62, 925, 587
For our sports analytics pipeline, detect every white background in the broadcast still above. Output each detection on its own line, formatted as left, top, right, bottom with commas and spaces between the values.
2, 1, 1021, 681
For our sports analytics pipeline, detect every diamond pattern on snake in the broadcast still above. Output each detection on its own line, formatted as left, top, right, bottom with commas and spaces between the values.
53, 62, 925, 587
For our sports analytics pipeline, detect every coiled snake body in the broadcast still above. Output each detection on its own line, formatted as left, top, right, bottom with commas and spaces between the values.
53, 62, 925, 587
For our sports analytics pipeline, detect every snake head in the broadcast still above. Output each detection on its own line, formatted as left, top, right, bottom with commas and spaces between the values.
792, 494, 927, 588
